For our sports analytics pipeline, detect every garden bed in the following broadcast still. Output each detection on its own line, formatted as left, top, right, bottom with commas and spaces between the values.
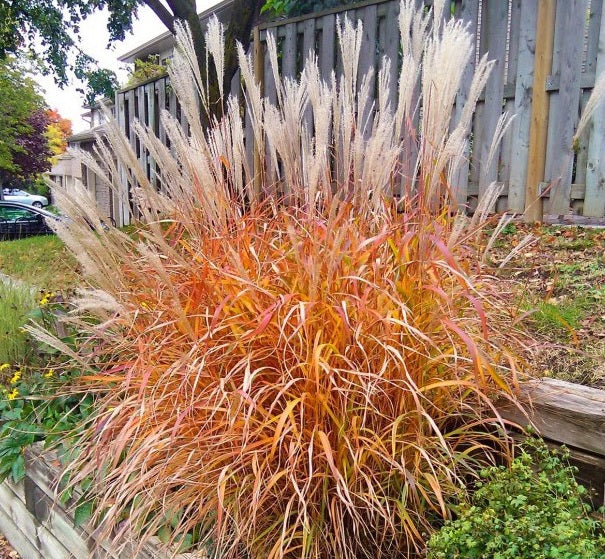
0, 377, 603, 558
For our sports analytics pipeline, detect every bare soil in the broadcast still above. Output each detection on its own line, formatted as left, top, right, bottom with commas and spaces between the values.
490, 223, 605, 388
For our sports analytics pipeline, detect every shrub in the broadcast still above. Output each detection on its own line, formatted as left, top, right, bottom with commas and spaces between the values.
427, 439, 605, 559
45, 3, 531, 558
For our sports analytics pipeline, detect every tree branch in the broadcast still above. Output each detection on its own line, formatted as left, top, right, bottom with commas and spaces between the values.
143, 0, 176, 33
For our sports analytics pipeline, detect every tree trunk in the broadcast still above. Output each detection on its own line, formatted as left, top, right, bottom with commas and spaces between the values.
145, 0, 263, 123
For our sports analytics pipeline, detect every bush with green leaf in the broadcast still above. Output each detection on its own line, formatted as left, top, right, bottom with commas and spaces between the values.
427, 439, 605, 559
0, 294, 93, 484
43, 4, 536, 559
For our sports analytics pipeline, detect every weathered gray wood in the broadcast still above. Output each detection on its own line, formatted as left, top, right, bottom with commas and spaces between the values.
451, 0, 480, 206
283, 23, 298, 78
319, 13, 336, 82
499, 0, 522, 207
125, 89, 136, 150
498, 378, 605, 457
584, 1, 605, 217
378, 1, 400, 111
508, 0, 538, 212
584, 0, 603, 77
157, 78, 167, 148
478, 0, 508, 204
574, 89, 591, 187
137, 87, 147, 171
303, 17, 315, 61
357, 4, 378, 133
506, 0, 522, 84
547, 0, 588, 214
0, 503, 44, 559
0, 445, 201, 559
0, 482, 73, 559
303, 18, 316, 131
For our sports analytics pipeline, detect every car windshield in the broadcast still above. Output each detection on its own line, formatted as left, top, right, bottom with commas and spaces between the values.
0, 206, 41, 221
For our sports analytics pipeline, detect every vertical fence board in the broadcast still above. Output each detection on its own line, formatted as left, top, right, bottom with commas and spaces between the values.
499, 0, 521, 209
157, 79, 167, 148
585, 0, 603, 77
283, 23, 297, 78
451, 0, 480, 206
357, 5, 378, 132
524, 0, 556, 221
478, 0, 508, 204
547, 0, 587, 215
319, 14, 336, 81
543, 0, 572, 193
378, 1, 400, 111
303, 19, 316, 130
508, 0, 537, 211
137, 89, 147, 171
126, 89, 137, 149
584, 2, 605, 217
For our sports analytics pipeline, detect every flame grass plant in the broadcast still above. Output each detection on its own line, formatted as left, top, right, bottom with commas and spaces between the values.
35, 1, 536, 557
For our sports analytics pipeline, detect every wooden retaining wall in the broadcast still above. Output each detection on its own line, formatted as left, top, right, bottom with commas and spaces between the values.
112, 0, 605, 226
0, 445, 196, 559
0, 378, 603, 557
498, 377, 605, 507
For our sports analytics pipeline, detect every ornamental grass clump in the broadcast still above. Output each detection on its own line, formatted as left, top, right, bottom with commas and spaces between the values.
40, 2, 530, 557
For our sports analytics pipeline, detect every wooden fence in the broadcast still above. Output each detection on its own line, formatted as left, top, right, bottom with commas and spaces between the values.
115, 0, 605, 224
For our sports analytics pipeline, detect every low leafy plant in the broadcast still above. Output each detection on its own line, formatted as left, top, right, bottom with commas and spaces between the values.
0, 363, 93, 483
427, 439, 605, 559
0, 281, 37, 365
0, 295, 93, 484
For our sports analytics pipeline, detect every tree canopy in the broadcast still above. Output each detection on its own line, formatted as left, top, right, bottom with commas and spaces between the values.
0, 57, 51, 184
46, 109, 73, 165
0, 0, 264, 112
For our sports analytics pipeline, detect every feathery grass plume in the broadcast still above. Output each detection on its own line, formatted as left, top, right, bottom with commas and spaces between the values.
45, 2, 531, 558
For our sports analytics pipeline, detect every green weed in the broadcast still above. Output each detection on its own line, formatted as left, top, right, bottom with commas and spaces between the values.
0, 282, 37, 365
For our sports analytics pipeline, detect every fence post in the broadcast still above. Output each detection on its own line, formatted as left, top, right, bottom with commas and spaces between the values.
524, 0, 556, 222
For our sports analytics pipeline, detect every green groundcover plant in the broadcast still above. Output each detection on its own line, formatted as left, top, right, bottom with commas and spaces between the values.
427, 439, 605, 559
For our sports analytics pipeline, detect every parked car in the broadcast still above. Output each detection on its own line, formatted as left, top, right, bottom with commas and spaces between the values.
0, 201, 60, 240
2, 188, 49, 208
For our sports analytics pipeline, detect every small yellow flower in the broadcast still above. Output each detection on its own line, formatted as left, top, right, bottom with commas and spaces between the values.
10, 371, 22, 384
0, 363, 10, 372
44, 369, 55, 378
7, 388, 19, 401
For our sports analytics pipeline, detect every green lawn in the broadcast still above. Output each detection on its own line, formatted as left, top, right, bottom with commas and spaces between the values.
0, 235, 80, 293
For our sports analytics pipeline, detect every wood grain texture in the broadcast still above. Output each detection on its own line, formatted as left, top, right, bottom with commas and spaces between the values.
477, 0, 508, 205
584, 1, 605, 217
547, 0, 588, 215
508, 0, 538, 212
524, 0, 556, 222
498, 378, 605, 456
451, 0, 480, 206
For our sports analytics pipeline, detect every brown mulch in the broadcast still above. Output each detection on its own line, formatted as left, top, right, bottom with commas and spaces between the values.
0, 535, 19, 559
